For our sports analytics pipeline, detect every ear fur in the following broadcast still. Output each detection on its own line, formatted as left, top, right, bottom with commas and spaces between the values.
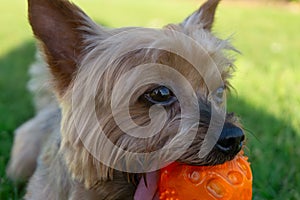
182, 0, 221, 31
28, 0, 96, 95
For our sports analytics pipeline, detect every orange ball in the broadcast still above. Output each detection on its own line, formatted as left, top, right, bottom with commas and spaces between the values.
159, 153, 252, 200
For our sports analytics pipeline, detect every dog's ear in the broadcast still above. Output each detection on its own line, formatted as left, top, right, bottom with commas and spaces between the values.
28, 0, 99, 95
182, 0, 221, 31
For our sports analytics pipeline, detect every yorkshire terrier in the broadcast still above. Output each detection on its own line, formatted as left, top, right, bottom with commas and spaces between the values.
7, 0, 245, 199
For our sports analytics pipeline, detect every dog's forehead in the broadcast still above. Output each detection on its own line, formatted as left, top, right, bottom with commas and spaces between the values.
80, 25, 234, 98
115, 26, 232, 90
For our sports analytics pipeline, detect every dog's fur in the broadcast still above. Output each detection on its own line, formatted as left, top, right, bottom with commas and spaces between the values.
7, 0, 245, 199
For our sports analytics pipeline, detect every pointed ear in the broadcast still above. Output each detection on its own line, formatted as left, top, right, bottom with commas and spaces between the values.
28, 0, 98, 95
182, 0, 221, 31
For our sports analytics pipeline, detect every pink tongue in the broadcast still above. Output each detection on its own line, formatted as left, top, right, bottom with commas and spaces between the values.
134, 171, 159, 200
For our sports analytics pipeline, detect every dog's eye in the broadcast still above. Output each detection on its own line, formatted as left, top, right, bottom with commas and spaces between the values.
212, 86, 225, 105
144, 86, 177, 106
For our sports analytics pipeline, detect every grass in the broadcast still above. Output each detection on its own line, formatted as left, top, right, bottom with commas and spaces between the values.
0, 0, 299, 199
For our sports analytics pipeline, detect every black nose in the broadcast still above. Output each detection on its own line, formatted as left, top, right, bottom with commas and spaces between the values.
216, 123, 244, 155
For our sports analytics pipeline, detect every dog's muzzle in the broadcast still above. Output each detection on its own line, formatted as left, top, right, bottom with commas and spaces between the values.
216, 123, 244, 155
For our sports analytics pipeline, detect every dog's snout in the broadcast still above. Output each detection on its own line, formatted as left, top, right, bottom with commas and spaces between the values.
216, 123, 244, 155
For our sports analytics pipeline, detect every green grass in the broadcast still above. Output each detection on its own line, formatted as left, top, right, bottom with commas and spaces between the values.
0, 0, 299, 199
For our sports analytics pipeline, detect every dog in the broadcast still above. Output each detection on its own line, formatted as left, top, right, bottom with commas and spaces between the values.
7, 0, 245, 199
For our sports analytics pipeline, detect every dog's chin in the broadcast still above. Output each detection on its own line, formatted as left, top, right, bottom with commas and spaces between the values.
176, 145, 243, 167
133, 148, 242, 199
196, 147, 243, 166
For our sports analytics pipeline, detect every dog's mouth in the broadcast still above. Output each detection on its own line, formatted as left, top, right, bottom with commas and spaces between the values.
134, 164, 227, 200
133, 147, 244, 200
133, 122, 244, 199
134, 171, 160, 200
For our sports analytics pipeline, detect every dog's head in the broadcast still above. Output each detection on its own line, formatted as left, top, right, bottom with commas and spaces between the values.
28, 0, 244, 192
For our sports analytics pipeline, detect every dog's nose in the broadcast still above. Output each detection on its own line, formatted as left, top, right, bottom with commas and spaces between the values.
216, 123, 244, 155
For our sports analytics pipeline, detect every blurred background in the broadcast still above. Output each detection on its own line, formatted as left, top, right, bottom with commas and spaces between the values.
0, 0, 299, 199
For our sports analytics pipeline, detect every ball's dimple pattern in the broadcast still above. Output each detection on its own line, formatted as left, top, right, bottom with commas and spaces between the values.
159, 153, 252, 200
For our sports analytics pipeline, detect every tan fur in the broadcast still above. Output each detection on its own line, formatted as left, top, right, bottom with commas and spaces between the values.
6, 51, 59, 181
8, 0, 245, 199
